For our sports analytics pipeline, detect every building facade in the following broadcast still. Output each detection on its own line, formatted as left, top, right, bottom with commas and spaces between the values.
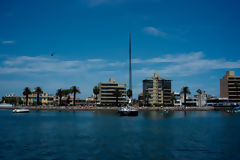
220, 71, 240, 104
22, 92, 54, 105
98, 78, 126, 105
173, 92, 181, 107
143, 73, 171, 105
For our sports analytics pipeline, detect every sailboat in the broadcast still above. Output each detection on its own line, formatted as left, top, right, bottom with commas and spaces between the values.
118, 32, 139, 116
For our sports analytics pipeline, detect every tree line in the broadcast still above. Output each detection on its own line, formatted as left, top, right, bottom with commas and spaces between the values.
22, 85, 133, 106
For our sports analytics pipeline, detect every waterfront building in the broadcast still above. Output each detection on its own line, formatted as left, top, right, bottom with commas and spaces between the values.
173, 92, 182, 107
56, 96, 96, 106
98, 78, 126, 105
138, 92, 144, 106
206, 96, 236, 107
22, 92, 54, 105
143, 72, 171, 106
220, 71, 240, 104
181, 96, 197, 106
2, 93, 22, 105
196, 93, 207, 107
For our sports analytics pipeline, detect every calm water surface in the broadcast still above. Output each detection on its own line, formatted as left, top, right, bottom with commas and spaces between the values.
0, 110, 239, 160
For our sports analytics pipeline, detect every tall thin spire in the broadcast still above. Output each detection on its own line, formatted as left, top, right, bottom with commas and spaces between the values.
129, 32, 132, 91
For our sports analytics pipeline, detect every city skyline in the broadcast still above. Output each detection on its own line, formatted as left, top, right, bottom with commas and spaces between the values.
1, 0, 240, 98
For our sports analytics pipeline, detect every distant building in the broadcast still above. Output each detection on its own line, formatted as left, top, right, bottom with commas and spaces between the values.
98, 78, 126, 105
173, 92, 181, 107
143, 72, 171, 105
138, 92, 144, 106
196, 93, 207, 107
22, 92, 54, 105
180, 96, 197, 106
3, 93, 22, 105
220, 71, 240, 104
55, 95, 96, 106
207, 97, 236, 107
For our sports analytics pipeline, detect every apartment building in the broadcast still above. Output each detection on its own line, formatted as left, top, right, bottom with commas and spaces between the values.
98, 78, 126, 105
22, 92, 54, 105
143, 72, 171, 105
220, 71, 240, 104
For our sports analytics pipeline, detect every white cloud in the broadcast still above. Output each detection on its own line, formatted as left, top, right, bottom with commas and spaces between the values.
87, 59, 104, 62
133, 52, 203, 64
2, 41, 15, 44
1, 52, 240, 77
143, 26, 167, 37
1, 52, 240, 97
133, 52, 240, 77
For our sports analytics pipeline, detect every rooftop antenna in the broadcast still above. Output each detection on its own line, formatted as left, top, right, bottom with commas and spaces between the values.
129, 32, 132, 91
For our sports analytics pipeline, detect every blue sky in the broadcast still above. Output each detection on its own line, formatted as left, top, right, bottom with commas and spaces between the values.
1, 0, 240, 98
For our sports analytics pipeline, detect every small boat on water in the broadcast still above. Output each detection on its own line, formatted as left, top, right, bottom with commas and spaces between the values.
119, 100, 138, 116
12, 109, 30, 113
158, 110, 169, 114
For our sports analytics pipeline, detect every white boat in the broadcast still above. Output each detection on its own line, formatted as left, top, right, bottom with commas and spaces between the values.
119, 100, 138, 116
0, 103, 13, 108
12, 109, 30, 113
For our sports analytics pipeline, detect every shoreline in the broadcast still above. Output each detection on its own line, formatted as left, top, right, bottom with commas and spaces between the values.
0, 106, 234, 111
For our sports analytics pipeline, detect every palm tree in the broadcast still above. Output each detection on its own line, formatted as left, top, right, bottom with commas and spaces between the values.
170, 92, 176, 106
34, 87, 43, 106
127, 89, 132, 99
56, 89, 63, 106
196, 89, 202, 107
180, 86, 191, 107
93, 86, 100, 103
196, 89, 202, 95
113, 88, 122, 107
145, 91, 151, 106
71, 86, 80, 106
23, 87, 31, 106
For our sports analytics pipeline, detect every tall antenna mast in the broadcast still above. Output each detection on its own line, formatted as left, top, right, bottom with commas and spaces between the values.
129, 32, 132, 91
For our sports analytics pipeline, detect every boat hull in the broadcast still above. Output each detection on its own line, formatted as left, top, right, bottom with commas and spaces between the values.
119, 110, 138, 116
12, 109, 30, 113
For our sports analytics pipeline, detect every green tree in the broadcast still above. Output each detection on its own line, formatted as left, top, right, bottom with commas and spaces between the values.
34, 87, 43, 106
196, 89, 202, 95
145, 91, 151, 106
127, 89, 132, 99
180, 86, 191, 107
23, 87, 31, 106
71, 86, 80, 106
170, 92, 176, 106
56, 89, 63, 106
113, 88, 122, 107
93, 86, 100, 103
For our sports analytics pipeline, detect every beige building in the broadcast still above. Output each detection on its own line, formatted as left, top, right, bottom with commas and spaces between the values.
143, 72, 171, 105
220, 71, 240, 104
98, 78, 126, 105
22, 92, 54, 105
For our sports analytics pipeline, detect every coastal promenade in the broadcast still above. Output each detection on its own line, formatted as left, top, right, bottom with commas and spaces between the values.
0, 106, 233, 111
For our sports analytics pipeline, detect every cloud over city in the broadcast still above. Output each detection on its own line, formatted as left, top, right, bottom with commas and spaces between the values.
2, 41, 15, 44
143, 27, 167, 37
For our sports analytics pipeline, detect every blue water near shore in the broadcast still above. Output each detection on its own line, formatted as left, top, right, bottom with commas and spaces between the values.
0, 110, 240, 160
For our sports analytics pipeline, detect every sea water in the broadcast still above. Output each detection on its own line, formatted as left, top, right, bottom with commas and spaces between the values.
0, 110, 239, 160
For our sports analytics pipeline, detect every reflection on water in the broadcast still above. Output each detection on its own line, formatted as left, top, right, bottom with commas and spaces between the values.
0, 110, 240, 160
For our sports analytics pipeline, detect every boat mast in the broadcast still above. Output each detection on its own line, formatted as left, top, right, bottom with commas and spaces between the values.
129, 32, 132, 91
